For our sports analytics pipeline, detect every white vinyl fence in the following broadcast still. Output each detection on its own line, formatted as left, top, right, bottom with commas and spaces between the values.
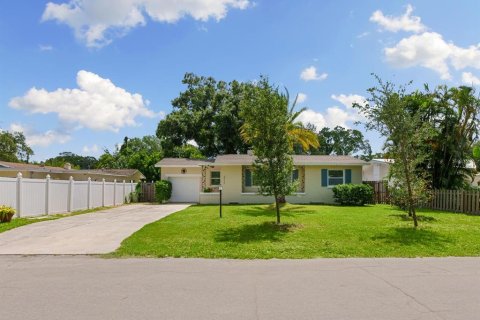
0, 173, 136, 218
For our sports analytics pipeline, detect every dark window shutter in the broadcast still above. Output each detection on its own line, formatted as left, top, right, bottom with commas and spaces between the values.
321, 169, 328, 187
245, 169, 252, 187
345, 169, 352, 184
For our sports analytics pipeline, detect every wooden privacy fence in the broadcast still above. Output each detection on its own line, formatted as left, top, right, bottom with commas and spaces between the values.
139, 182, 155, 202
429, 189, 480, 214
363, 181, 390, 204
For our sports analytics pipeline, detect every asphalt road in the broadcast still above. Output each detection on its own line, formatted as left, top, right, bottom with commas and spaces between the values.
0, 204, 189, 254
1, 256, 479, 320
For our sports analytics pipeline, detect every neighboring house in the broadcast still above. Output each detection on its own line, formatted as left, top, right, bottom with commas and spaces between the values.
0, 161, 145, 182
362, 159, 393, 181
156, 154, 367, 204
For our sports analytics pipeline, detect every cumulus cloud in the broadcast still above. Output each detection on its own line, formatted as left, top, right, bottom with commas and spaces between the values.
384, 32, 480, 80
9, 70, 156, 132
82, 144, 101, 155
41, 0, 250, 47
296, 93, 307, 104
296, 94, 365, 130
9, 123, 71, 147
370, 4, 426, 33
300, 66, 328, 82
462, 72, 480, 86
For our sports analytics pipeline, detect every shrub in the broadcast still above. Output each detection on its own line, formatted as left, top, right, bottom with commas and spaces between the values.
0, 205, 15, 223
332, 184, 373, 206
155, 180, 172, 203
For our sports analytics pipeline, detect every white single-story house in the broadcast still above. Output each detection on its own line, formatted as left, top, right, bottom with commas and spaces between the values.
362, 159, 393, 181
156, 154, 368, 204
0, 161, 145, 182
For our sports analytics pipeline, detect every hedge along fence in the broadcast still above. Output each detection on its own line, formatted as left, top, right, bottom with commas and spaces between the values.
0, 174, 136, 218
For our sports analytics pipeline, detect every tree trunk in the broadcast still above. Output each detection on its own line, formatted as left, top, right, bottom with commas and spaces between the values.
275, 196, 281, 224
401, 145, 417, 228
411, 206, 418, 227
278, 195, 286, 203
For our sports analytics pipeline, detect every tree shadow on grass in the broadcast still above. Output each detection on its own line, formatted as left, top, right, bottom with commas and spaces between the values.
235, 205, 317, 218
215, 222, 301, 243
389, 214, 437, 222
371, 227, 452, 247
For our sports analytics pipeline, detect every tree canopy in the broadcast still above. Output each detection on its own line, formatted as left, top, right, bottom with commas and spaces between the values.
0, 130, 33, 163
308, 125, 371, 158
96, 135, 163, 181
45, 152, 98, 169
156, 73, 251, 157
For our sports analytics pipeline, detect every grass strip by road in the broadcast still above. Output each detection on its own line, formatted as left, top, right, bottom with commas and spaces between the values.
112, 204, 480, 259
0, 206, 115, 234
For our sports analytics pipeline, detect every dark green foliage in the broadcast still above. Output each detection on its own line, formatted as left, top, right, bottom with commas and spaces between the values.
240, 77, 296, 224
156, 73, 251, 157
332, 184, 373, 206
309, 126, 371, 158
0, 131, 33, 163
0, 206, 15, 223
45, 152, 98, 169
155, 180, 172, 203
96, 136, 162, 181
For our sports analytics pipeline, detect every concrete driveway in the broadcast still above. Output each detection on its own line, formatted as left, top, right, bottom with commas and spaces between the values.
0, 256, 479, 320
0, 204, 189, 254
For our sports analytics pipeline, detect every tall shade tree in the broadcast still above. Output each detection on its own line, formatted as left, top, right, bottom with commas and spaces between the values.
156, 73, 251, 157
355, 77, 432, 228
0, 131, 33, 163
45, 152, 98, 169
240, 78, 296, 224
310, 126, 371, 158
96, 136, 163, 181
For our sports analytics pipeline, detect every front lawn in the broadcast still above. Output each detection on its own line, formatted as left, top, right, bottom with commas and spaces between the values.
113, 204, 480, 259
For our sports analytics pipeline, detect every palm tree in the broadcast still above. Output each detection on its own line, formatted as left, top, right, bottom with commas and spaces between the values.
241, 92, 320, 152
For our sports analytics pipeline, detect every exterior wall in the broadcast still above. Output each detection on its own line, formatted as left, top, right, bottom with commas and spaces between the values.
161, 166, 202, 179
362, 163, 390, 181
198, 164, 363, 204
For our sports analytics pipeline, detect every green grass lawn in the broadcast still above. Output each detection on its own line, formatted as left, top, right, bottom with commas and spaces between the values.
112, 204, 480, 259
0, 206, 114, 234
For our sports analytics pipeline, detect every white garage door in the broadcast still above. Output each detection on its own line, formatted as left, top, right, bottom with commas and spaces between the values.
168, 176, 200, 203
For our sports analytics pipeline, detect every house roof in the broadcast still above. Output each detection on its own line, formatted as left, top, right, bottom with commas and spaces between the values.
0, 160, 145, 178
156, 158, 214, 167
156, 154, 367, 167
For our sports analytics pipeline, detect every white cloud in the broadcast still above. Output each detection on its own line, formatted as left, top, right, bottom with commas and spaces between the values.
356, 32, 370, 39
370, 4, 426, 33
9, 123, 71, 147
9, 70, 156, 132
42, 0, 250, 48
300, 66, 328, 82
296, 94, 365, 130
331, 94, 366, 109
296, 93, 307, 104
384, 32, 480, 80
462, 72, 480, 86
39, 44, 53, 51
82, 144, 100, 155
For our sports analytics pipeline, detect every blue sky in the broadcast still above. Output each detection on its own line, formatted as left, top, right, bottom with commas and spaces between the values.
1, 0, 480, 161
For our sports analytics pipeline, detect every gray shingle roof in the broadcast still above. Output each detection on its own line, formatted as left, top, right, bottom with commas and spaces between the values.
156, 154, 366, 166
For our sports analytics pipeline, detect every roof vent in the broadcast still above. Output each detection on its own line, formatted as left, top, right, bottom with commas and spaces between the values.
64, 162, 72, 170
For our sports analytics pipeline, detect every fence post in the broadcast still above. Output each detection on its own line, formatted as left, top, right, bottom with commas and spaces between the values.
123, 180, 126, 204
68, 176, 74, 212
87, 177, 92, 209
16, 172, 22, 218
45, 174, 50, 215
113, 179, 117, 206
102, 178, 106, 207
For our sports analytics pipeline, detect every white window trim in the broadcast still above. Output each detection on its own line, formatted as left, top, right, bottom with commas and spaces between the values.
210, 171, 221, 186
327, 169, 345, 188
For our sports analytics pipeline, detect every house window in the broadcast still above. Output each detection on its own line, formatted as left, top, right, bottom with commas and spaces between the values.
244, 168, 258, 187
292, 169, 299, 182
328, 170, 344, 186
210, 171, 221, 186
